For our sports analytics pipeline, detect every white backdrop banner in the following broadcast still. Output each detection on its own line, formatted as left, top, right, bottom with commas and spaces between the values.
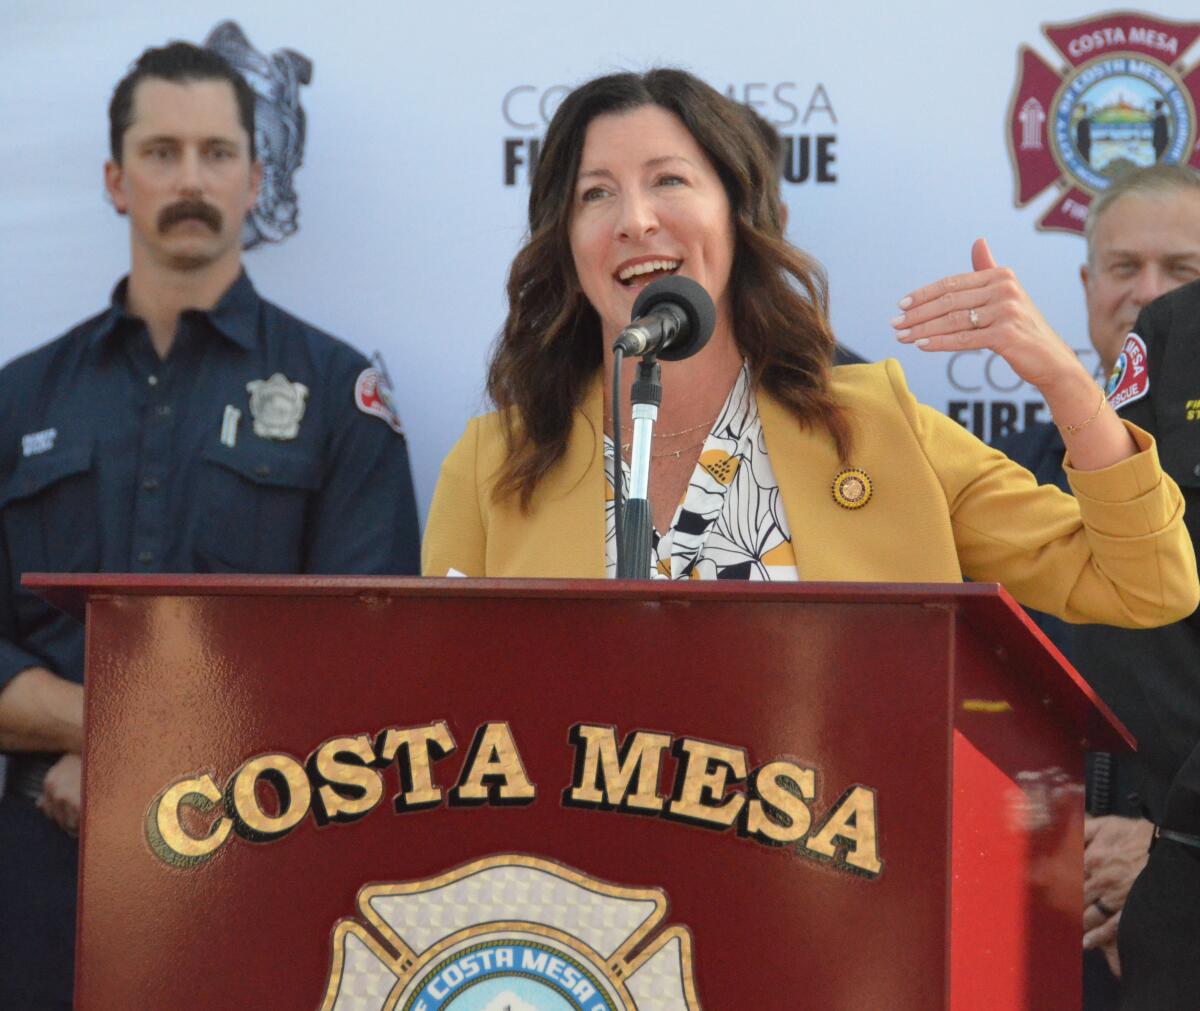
3, 1, 1199, 522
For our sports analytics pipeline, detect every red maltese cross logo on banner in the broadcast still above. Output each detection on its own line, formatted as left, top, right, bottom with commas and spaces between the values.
1007, 12, 1200, 234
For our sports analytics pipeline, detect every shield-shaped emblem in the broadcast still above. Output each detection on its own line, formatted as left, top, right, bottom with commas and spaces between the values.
246, 373, 309, 440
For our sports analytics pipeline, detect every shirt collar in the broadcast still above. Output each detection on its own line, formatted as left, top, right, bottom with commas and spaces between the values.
90, 270, 260, 352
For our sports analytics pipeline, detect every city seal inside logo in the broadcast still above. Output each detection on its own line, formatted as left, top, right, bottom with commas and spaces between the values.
320, 855, 700, 1011
246, 372, 308, 439
1008, 13, 1200, 234
1051, 56, 1191, 194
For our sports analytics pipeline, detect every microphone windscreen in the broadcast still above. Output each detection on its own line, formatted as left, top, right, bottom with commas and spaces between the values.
630, 276, 716, 361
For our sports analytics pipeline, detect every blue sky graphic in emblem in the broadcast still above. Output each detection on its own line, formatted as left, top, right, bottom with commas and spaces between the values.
449, 978, 579, 1009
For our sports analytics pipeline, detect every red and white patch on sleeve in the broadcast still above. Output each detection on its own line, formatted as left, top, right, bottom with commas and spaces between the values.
1104, 332, 1150, 412
354, 367, 404, 434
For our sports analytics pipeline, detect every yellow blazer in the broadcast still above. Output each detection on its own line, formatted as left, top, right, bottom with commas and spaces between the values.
423, 360, 1199, 627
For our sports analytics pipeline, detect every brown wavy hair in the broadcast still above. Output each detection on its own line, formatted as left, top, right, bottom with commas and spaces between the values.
487, 68, 851, 507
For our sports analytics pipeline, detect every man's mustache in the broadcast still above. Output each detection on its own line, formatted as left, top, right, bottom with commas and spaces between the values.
157, 200, 222, 233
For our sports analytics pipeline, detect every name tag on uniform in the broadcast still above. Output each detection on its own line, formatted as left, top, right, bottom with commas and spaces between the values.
21, 428, 57, 456
221, 406, 242, 448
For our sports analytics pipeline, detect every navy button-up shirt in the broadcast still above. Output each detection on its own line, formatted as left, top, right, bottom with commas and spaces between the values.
0, 271, 420, 693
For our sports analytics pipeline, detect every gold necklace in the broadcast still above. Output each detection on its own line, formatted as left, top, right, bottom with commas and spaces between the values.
616, 419, 711, 453
617, 434, 709, 460
651, 419, 711, 440
649, 438, 709, 461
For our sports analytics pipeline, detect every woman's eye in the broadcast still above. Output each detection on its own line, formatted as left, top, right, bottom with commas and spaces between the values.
580, 187, 608, 203
656, 174, 685, 187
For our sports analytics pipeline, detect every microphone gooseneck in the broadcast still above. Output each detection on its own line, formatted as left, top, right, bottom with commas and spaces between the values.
610, 276, 717, 579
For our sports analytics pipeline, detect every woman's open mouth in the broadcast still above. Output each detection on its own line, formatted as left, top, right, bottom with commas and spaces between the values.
615, 257, 682, 287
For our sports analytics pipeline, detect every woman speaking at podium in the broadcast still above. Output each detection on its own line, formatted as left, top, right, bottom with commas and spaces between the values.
423, 68, 1197, 628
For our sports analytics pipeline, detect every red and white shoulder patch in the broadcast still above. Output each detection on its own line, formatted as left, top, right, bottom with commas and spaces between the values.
1104, 333, 1150, 412
355, 367, 404, 434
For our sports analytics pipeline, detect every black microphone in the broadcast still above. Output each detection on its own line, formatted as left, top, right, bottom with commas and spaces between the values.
612, 275, 716, 361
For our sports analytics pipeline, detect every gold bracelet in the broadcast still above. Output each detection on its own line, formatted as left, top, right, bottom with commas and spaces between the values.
1057, 388, 1107, 436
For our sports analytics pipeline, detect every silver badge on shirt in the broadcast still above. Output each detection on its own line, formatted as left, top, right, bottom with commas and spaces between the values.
246, 373, 308, 440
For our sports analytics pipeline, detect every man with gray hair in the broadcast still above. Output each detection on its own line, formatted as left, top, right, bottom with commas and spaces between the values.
1081, 164, 1200, 379
996, 162, 1200, 1009
1075, 169, 1200, 1010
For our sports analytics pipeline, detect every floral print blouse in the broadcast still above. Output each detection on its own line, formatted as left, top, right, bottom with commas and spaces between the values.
604, 365, 799, 580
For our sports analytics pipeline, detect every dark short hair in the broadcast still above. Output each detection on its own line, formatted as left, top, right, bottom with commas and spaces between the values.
108, 41, 256, 163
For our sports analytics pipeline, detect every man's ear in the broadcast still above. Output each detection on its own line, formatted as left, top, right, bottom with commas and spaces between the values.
104, 160, 128, 215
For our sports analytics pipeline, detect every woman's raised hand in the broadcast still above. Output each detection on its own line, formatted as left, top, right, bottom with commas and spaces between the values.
892, 238, 1083, 397
893, 238, 1135, 469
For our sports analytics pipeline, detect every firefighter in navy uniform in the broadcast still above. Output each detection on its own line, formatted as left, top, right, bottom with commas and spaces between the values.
0, 43, 419, 1009
1076, 276, 1200, 1010
993, 165, 1200, 1009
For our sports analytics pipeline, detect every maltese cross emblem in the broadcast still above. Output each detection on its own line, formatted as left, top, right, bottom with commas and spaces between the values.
1007, 13, 1200, 234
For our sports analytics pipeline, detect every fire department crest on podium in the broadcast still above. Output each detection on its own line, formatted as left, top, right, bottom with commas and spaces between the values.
320, 855, 700, 1011
1008, 12, 1200, 234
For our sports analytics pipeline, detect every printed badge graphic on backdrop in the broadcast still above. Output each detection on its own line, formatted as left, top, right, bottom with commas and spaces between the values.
320, 855, 701, 1011
204, 21, 312, 250
1008, 13, 1200, 234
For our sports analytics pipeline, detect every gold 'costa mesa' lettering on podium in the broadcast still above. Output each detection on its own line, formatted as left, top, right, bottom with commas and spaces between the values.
149, 720, 491, 865
145, 774, 232, 867
450, 722, 538, 806
146, 719, 883, 878
308, 734, 384, 825
375, 721, 456, 812
563, 724, 671, 812
564, 723, 882, 878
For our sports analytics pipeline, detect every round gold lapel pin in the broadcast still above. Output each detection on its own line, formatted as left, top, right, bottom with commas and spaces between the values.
832, 468, 872, 510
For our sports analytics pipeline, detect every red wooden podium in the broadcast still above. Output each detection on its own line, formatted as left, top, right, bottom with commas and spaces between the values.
29, 576, 1128, 1010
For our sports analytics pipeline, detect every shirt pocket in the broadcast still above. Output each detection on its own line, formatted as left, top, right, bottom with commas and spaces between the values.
195, 445, 322, 573
0, 443, 99, 619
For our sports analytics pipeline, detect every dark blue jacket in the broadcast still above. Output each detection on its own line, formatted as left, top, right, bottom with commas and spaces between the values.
0, 271, 420, 697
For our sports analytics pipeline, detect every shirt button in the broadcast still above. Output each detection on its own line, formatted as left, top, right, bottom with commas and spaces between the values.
142, 476, 160, 491
137, 550, 153, 565
255, 463, 271, 477
147, 375, 158, 387
156, 404, 172, 418
1193, 463, 1200, 478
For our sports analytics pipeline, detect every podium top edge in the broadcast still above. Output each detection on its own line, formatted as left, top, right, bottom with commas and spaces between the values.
25, 573, 1008, 609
